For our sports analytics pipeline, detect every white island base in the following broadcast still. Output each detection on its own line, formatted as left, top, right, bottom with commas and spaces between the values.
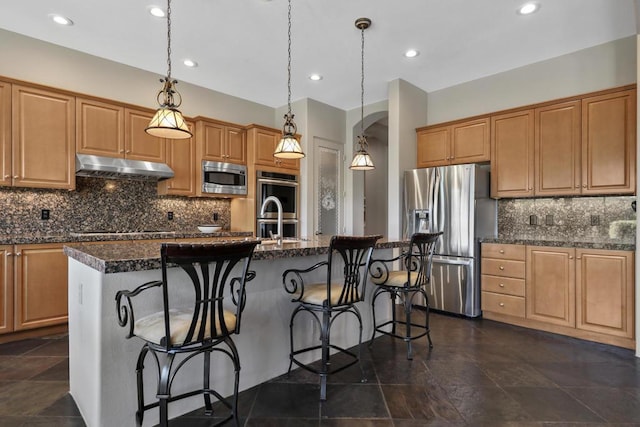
67, 250, 392, 427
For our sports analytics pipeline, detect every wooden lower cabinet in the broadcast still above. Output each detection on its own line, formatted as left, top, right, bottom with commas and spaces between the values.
526, 246, 575, 327
575, 249, 634, 339
14, 243, 68, 331
482, 243, 635, 349
0, 245, 13, 334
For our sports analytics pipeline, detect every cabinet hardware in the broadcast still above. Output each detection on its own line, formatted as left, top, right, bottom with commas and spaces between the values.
16, 252, 21, 256
125, 150, 130, 154
576, 257, 581, 260
6, 252, 12, 256
3, 175, 9, 179
499, 283, 505, 287
499, 249, 504, 254
13, 175, 18, 179
499, 302, 505, 307
499, 266, 504, 270
569, 256, 573, 259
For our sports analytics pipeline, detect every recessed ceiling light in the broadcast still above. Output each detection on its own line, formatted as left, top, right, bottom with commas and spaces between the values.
183, 59, 198, 68
50, 14, 73, 26
149, 6, 165, 18
404, 49, 419, 58
517, 2, 540, 15
308, 74, 323, 81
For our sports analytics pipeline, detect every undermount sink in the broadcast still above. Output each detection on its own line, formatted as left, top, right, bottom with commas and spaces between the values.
259, 238, 301, 246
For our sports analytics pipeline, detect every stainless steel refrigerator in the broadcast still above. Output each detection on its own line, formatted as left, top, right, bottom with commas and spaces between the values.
403, 164, 496, 317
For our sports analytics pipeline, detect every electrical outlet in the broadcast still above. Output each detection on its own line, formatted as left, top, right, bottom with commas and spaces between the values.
529, 214, 538, 225
167, 211, 174, 220
591, 214, 600, 226
545, 214, 554, 226
41, 209, 50, 220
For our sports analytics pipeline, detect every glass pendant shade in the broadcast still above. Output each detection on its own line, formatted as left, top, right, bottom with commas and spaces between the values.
146, 106, 191, 139
350, 149, 375, 170
274, 134, 304, 159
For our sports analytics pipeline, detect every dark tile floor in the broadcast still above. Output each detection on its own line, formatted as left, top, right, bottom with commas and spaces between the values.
1, 311, 639, 426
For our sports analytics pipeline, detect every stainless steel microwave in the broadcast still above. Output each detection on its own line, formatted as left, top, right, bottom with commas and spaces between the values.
202, 161, 247, 195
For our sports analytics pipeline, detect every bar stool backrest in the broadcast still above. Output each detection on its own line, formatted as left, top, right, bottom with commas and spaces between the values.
404, 232, 441, 288
159, 240, 258, 350
327, 235, 382, 307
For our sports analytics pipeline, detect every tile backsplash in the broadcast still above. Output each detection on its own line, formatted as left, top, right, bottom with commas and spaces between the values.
0, 178, 231, 235
498, 196, 636, 243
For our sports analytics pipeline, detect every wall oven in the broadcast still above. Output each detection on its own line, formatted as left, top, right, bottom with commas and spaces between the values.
202, 161, 247, 195
256, 171, 298, 238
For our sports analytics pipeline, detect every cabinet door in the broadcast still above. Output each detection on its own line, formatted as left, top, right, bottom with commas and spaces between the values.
581, 89, 636, 195
575, 249, 634, 339
76, 97, 124, 157
526, 246, 575, 327
0, 246, 13, 334
124, 108, 166, 162
450, 118, 490, 165
225, 125, 246, 165
12, 85, 75, 189
416, 127, 449, 168
254, 128, 279, 167
535, 101, 581, 196
0, 81, 10, 187
198, 120, 225, 162
159, 121, 196, 196
491, 110, 534, 198
14, 243, 68, 331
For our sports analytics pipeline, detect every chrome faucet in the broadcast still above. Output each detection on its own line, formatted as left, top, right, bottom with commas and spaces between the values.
260, 196, 283, 244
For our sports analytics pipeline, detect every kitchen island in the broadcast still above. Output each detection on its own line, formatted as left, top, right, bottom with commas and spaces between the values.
64, 237, 405, 427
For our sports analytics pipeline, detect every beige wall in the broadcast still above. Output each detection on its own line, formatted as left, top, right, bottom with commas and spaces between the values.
0, 29, 275, 126
427, 36, 637, 125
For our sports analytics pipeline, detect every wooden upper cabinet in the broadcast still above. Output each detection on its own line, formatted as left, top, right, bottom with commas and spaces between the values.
0, 81, 10, 187
159, 121, 196, 196
526, 246, 575, 327
12, 85, 75, 189
250, 125, 299, 171
0, 245, 13, 334
581, 89, 636, 195
416, 118, 489, 168
196, 118, 246, 165
491, 109, 534, 198
124, 108, 166, 163
417, 127, 449, 168
14, 243, 68, 331
535, 101, 581, 196
575, 249, 634, 339
76, 97, 124, 157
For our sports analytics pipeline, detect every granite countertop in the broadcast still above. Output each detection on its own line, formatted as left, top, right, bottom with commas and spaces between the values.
63, 236, 408, 274
481, 237, 635, 252
0, 230, 253, 245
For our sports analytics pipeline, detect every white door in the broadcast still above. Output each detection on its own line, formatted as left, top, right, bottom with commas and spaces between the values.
313, 137, 343, 236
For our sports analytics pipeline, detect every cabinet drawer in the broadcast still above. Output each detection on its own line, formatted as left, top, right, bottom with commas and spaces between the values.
481, 259, 526, 279
482, 243, 525, 261
481, 275, 525, 297
482, 291, 525, 318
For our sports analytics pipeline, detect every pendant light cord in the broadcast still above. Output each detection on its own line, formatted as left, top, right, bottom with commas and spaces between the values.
166, 0, 172, 79
360, 23, 365, 138
287, 0, 292, 116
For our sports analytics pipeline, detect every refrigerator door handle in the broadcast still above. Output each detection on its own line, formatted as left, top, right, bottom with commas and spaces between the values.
432, 255, 473, 266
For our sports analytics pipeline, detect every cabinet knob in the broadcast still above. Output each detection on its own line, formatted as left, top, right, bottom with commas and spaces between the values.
569, 256, 573, 259
15, 252, 21, 256
6, 252, 12, 256
125, 150, 130, 154
583, 184, 587, 188
499, 302, 505, 307
499, 266, 504, 270
119, 150, 124, 153
529, 187, 532, 190
499, 249, 504, 254
3, 175, 9, 179
575, 185, 580, 188
577, 257, 581, 260
13, 175, 18, 179
499, 283, 505, 287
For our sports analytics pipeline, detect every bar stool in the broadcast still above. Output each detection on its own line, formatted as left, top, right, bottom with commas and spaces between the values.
369, 232, 441, 359
115, 240, 259, 427
282, 235, 381, 401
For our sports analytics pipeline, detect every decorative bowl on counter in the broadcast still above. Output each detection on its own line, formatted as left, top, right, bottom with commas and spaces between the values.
197, 225, 222, 233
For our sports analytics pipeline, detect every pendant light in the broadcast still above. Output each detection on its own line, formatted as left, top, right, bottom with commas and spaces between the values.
145, 0, 192, 139
274, 0, 305, 159
350, 18, 375, 171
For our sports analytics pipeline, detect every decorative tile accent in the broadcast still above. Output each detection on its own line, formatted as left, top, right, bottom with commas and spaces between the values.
0, 177, 231, 235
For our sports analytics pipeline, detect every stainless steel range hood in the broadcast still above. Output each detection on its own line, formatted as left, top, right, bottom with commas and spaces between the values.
75, 154, 174, 181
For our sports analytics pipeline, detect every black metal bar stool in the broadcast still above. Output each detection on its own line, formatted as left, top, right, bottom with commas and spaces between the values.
282, 234, 381, 401
369, 232, 441, 359
115, 240, 259, 427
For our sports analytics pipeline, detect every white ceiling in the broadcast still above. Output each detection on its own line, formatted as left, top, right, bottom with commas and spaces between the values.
0, 0, 636, 111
